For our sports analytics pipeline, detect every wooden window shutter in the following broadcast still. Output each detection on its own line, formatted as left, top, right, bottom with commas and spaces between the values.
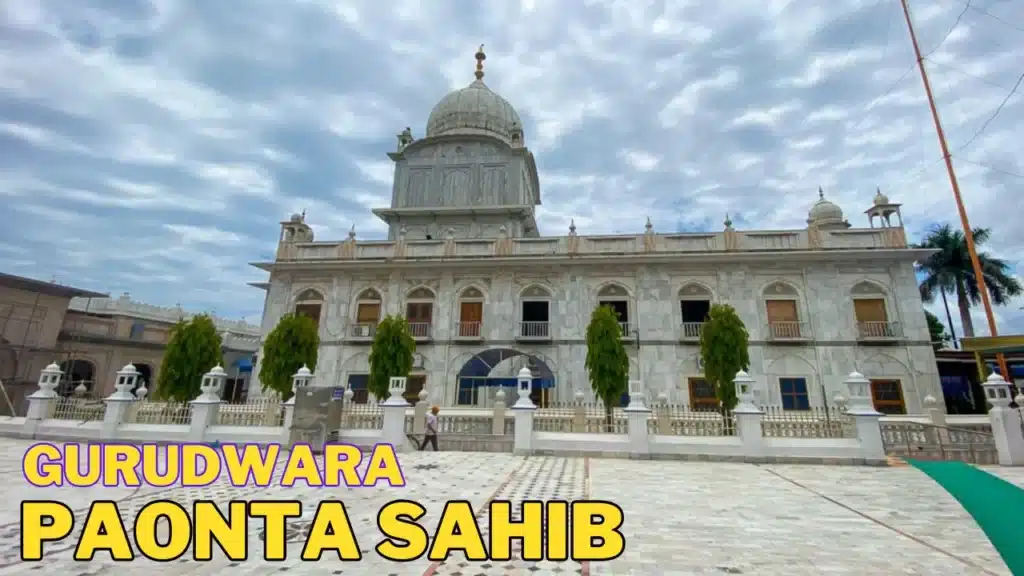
766, 300, 798, 322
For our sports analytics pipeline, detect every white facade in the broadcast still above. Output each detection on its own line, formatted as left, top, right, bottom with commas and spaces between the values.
250, 49, 940, 415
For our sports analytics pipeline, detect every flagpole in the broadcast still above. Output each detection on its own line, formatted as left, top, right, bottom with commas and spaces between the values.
898, 0, 1010, 381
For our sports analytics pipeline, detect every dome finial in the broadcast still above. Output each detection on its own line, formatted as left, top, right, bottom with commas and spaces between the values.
475, 45, 486, 80
818, 186, 824, 200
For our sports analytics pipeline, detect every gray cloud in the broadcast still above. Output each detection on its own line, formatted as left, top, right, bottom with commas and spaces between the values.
0, 0, 1021, 334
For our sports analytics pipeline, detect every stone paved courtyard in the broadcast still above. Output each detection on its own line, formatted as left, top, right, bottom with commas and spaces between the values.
0, 438, 1016, 575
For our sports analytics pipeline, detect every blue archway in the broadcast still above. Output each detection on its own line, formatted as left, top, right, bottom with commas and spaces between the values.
456, 348, 555, 405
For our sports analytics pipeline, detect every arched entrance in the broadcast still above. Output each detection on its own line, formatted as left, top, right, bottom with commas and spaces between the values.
456, 348, 555, 407
58, 360, 95, 396
134, 363, 153, 395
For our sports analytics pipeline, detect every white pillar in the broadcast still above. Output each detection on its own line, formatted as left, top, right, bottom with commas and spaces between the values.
492, 389, 507, 435
844, 371, 886, 464
732, 370, 765, 460
512, 366, 536, 455
24, 363, 62, 438
101, 364, 139, 440
413, 389, 428, 435
188, 365, 227, 443
624, 380, 651, 458
983, 373, 1024, 466
381, 376, 410, 451
281, 365, 313, 443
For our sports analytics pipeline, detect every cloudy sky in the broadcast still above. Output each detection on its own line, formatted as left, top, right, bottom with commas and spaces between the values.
0, 0, 1021, 337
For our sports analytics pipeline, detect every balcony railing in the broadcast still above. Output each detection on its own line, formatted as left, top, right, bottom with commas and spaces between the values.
680, 322, 705, 341
408, 322, 432, 339
349, 323, 377, 339
767, 321, 809, 340
456, 321, 482, 338
857, 321, 902, 340
518, 321, 551, 339
619, 322, 633, 338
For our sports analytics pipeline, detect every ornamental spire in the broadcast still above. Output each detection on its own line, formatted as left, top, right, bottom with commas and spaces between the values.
475, 45, 486, 80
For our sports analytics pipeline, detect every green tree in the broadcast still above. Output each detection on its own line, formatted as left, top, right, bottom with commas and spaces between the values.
699, 304, 750, 411
585, 305, 630, 429
915, 224, 1021, 338
157, 315, 223, 402
368, 315, 416, 402
259, 313, 319, 401
925, 310, 950, 351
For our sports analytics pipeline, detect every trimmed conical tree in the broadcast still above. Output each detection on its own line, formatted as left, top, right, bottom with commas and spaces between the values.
699, 304, 750, 411
368, 315, 416, 402
157, 315, 223, 402
259, 313, 319, 401
585, 304, 630, 430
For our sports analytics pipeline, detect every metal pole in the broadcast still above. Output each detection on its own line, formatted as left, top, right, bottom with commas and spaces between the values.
899, 0, 1010, 380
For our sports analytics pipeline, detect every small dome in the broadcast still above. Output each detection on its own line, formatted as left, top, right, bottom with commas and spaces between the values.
425, 47, 523, 144
873, 188, 889, 206
808, 187, 844, 225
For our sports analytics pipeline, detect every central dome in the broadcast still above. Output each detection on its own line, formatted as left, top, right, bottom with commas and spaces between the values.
425, 46, 523, 144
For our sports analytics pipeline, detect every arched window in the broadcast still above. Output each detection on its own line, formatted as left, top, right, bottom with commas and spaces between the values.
352, 289, 382, 338
58, 359, 95, 397
518, 285, 552, 340
456, 287, 485, 339
294, 289, 324, 329
678, 283, 713, 341
851, 281, 896, 339
762, 281, 804, 340
405, 287, 435, 340
596, 284, 631, 337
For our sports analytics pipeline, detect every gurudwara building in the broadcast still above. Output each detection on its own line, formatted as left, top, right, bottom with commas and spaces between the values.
249, 48, 940, 415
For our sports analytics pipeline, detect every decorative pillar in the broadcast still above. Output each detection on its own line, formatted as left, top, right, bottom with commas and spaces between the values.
573, 390, 586, 433
413, 389, 428, 436
101, 364, 139, 440
280, 365, 312, 444
844, 371, 886, 464
512, 366, 536, 455
732, 370, 765, 460
381, 376, 410, 451
983, 373, 1024, 466
492, 389, 507, 435
23, 363, 61, 438
655, 391, 671, 435
188, 365, 226, 442
624, 380, 651, 458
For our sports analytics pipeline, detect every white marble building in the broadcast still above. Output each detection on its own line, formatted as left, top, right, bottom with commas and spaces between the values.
250, 48, 940, 415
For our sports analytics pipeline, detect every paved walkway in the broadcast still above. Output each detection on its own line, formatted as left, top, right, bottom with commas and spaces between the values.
1, 438, 1018, 575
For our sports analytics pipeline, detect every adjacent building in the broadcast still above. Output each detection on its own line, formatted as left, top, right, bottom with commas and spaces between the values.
249, 48, 941, 414
0, 273, 260, 413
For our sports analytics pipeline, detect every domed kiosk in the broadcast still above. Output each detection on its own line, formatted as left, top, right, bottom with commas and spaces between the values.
374, 46, 541, 241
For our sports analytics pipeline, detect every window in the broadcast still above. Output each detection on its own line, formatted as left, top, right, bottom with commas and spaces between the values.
457, 379, 478, 406
294, 289, 324, 329
404, 375, 425, 404
459, 301, 483, 336
765, 299, 800, 338
347, 374, 370, 404
680, 300, 710, 323
129, 322, 145, 340
520, 285, 552, 338
354, 289, 382, 336
870, 379, 906, 414
779, 378, 810, 410
854, 298, 892, 338
597, 284, 630, 334
688, 378, 718, 409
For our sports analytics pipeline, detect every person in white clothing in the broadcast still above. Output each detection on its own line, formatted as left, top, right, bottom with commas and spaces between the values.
419, 405, 440, 451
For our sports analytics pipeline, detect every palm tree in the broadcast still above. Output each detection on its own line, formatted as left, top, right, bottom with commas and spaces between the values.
914, 224, 1022, 338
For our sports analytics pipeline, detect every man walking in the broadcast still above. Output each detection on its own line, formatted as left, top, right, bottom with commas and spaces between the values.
419, 405, 440, 451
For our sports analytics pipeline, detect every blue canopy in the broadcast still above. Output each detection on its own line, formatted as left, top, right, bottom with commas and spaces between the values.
988, 363, 1024, 378
458, 377, 555, 389
233, 357, 253, 373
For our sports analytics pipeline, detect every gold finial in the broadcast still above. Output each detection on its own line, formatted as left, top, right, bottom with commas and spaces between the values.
475, 44, 486, 80
818, 186, 824, 199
